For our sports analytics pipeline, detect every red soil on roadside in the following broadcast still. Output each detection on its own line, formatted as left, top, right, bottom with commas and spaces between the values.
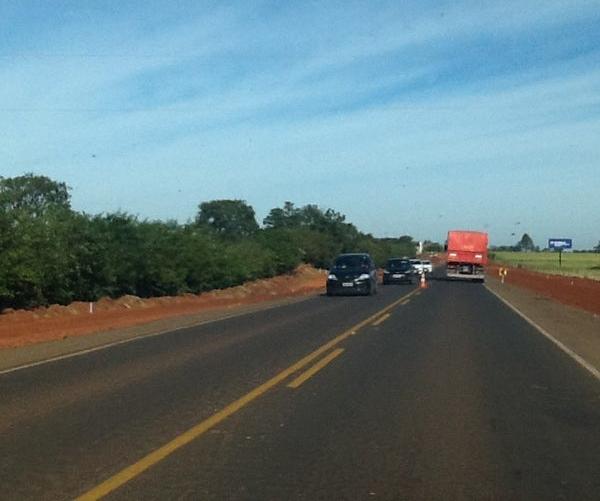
5, 259, 595, 351
0, 265, 326, 350
488, 264, 600, 316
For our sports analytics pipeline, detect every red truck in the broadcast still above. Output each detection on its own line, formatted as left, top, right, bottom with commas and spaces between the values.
446, 230, 488, 281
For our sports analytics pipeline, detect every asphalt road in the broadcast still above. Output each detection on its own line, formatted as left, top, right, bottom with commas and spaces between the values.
1, 277, 599, 500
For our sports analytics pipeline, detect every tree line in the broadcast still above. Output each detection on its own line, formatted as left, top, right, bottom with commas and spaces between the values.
491, 233, 600, 253
490, 233, 539, 252
0, 174, 418, 310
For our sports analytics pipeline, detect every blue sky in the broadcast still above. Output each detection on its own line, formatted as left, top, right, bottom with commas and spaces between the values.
1, 0, 599, 248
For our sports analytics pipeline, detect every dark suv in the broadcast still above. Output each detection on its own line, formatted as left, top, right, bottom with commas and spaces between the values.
382, 258, 417, 285
326, 253, 378, 296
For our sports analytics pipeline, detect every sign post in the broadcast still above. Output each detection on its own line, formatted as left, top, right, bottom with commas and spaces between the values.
548, 238, 572, 268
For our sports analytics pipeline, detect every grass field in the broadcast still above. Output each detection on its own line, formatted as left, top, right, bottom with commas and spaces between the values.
491, 251, 600, 280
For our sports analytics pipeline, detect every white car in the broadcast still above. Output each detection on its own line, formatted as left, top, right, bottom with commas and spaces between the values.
422, 260, 433, 273
409, 259, 424, 274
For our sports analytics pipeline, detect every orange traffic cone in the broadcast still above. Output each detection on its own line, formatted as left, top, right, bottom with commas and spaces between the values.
420, 272, 427, 289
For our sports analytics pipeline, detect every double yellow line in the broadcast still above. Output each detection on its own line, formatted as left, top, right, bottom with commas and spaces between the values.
372, 312, 391, 326
287, 348, 345, 388
77, 287, 421, 500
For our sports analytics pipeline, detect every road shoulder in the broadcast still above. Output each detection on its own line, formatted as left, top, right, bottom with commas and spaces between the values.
0, 294, 316, 374
485, 276, 600, 376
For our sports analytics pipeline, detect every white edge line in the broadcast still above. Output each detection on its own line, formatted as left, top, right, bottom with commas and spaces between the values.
485, 285, 600, 382
0, 295, 316, 376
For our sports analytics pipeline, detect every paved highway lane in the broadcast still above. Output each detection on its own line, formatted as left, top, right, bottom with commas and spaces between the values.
2, 279, 600, 500
0, 284, 417, 500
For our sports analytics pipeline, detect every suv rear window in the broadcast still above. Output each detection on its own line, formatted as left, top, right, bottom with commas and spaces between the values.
387, 260, 411, 271
334, 255, 370, 269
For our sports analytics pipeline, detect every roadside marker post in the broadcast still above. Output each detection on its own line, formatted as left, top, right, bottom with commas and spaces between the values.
420, 272, 427, 289
498, 267, 508, 284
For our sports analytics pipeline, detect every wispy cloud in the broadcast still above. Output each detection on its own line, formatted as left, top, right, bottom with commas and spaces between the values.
1, 1, 599, 246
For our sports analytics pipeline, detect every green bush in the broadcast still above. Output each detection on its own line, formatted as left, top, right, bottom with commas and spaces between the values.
0, 175, 420, 310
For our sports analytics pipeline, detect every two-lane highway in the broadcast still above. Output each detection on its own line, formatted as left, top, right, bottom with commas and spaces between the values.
1, 278, 599, 500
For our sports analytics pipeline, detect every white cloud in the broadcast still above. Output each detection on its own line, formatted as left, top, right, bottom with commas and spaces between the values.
1, 1, 599, 245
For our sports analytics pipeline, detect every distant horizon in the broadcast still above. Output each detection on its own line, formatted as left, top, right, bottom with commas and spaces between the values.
3, 1, 599, 248
7, 170, 593, 251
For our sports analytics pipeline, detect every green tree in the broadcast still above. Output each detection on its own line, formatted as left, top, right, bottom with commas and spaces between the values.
289, 228, 341, 269
179, 226, 224, 292
0, 174, 78, 307
263, 201, 301, 229
265, 202, 352, 234
380, 236, 418, 257
0, 173, 70, 216
196, 199, 259, 239
0, 172, 421, 310
0, 207, 85, 307
516, 233, 536, 252
255, 228, 303, 273
423, 240, 443, 252
220, 241, 277, 286
268, 203, 366, 266
135, 220, 187, 297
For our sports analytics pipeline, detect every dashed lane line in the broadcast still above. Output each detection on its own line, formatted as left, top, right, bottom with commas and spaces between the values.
76, 287, 421, 500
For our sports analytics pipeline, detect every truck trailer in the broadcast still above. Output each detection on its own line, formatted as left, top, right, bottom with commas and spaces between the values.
446, 230, 488, 281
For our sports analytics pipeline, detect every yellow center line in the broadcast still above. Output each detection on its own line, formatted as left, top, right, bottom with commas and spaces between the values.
371, 313, 391, 326
287, 348, 345, 389
76, 287, 420, 501
400, 298, 411, 306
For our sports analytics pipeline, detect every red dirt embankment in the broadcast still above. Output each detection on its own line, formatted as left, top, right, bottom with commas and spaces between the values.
0, 265, 326, 350
488, 264, 600, 316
